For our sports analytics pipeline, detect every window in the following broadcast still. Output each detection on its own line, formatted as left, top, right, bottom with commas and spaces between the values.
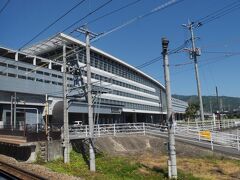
44, 72, 50, 76
36, 78, 43, 82
18, 75, 26, 79
52, 74, 57, 78
27, 77, 35, 81
18, 66, 27, 71
27, 68, 34, 72
0, 62, 6, 67
36, 71, 43, 75
0, 72, 6, 76
8, 73, 16, 77
8, 64, 16, 69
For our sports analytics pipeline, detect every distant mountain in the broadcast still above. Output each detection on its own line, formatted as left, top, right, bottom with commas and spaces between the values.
172, 94, 240, 112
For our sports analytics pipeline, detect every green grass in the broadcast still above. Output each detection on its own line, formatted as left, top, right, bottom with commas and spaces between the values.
43, 151, 200, 180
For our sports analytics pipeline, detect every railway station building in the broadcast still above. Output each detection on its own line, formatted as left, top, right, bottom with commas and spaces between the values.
0, 33, 188, 128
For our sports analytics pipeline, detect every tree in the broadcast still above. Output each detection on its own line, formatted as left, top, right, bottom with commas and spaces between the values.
185, 103, 200, 120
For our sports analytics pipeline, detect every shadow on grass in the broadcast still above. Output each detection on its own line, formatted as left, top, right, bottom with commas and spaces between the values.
140, 163, 168, 178
71, 139, 103, 168
140, 163, 200, 180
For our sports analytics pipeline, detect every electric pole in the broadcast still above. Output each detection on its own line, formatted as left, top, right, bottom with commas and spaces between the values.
76, 27, 98, 172
162, 37, 177, 179
216, 86, 222, 120
183, 21, 205, 123
63, 43, 70, 163
14, 92, 17, 129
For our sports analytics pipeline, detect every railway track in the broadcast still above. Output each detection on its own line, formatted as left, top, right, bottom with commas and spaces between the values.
0, 160, 47, 180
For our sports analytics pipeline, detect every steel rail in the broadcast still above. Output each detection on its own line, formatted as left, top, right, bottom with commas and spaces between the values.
0, 160, 47, 180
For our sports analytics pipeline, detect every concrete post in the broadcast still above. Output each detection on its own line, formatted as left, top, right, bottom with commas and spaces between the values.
10, 96, 13, 129
63, 43, 70, 163
185, 22, 205, 123
86, 31, 96, 172
113, 124, 116, 136
210, 133, 214, 151
143, 122, 146, 135
237, 129, 239, 151
33, 57, 36, 66
14, 92, 17, 129
15, 52, 18, 61
48, 61, 52, 69
162, 38, 177, 179
85, 125, 88, 137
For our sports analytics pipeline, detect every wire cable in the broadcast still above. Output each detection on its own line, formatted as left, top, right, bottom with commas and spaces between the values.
84, 0, 142, 26
193, 0, 240, 27
19, 0, 87, 50
92, 0, 184, 43
0, 0, 10, 15
62, 0, 113, 33
24, 0, 113, 54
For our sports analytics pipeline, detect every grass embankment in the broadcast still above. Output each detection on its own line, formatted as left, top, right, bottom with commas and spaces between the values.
42, 151, 201, 180
139, 153, 240, 180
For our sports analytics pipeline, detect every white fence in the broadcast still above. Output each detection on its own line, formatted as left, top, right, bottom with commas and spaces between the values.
176, 119, 240, 131
69, 122, 240, 152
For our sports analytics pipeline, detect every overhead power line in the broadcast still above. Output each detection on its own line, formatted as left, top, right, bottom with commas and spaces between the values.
62, 0, 113, 32
40, 0, 183, 67
193, 0, 240, 27
201, 51, 240, 55
173, 52, 240, 68
136, 40, 189, 69
0, 0, 10, 15
19, 0, 87, 50
92, 0, 184, 42
84, 0, 142, 26
20, 0, 183, 67
23, 0, 112, 55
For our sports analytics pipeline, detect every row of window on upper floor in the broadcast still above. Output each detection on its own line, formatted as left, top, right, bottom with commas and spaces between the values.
92, 84, 159, 104
100, 98, 161, 112
80, 70, 159, 95
0, 71, 74, 88
69, 50, 160, 90
0, 61, 74, 81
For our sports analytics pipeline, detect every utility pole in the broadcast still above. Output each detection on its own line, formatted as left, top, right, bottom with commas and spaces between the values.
14, 92, 17, 129
162, 37, 177, 179
10, 95, 13, 129
216, 86, 222, 120
63, 43, 70, 163
183, 21, 205, 123
210, 99, 213, 114
76, 27, 98, 172
45, 94, 50, 161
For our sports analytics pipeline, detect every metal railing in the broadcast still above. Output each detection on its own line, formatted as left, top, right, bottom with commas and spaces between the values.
176, 119, 240, 131
0, 121, 239, 151
69, 122, 240, 152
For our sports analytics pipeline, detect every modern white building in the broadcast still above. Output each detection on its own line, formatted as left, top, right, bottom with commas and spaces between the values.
0, 33, 188, 128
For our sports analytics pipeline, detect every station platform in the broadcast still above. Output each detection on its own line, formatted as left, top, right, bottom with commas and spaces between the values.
0, 135, 35, 146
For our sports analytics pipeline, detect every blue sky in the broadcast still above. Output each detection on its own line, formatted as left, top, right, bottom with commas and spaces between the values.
1, 0, 240, 97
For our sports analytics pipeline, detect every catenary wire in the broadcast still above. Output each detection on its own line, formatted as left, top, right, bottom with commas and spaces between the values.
62, 0, 113, 33
24, 0, 184, 70
83, 0, 143, 26
0, 0, 10, 15
193, 0, 240, 27
26, 0, 113, 54
19, 0, 87, 50
92, 0, 184, 43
